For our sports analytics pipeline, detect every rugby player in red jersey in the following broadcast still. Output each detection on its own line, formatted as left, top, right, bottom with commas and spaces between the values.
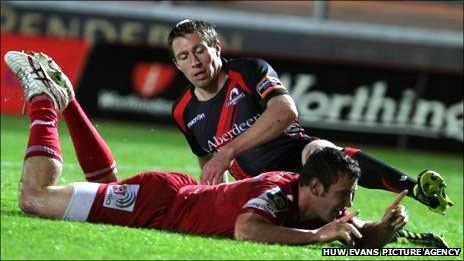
5, 51, 408, 248
169, 19, 453, 214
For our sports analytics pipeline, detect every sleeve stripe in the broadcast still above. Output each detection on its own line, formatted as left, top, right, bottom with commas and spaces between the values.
257, 75, 280, 86
260, 85, 287, 99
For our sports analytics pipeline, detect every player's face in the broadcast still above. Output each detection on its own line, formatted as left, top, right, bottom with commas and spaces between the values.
316, 175, 358, 222
172, 33, 221, 90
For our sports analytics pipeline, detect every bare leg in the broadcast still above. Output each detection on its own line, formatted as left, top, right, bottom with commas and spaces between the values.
5, 51, 101, 220
19, 157, 73, 219
18, 97, 74, 219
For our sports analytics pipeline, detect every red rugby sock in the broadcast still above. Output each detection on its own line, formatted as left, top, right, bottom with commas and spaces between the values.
62, 99, 116, 181
26, 97, 62, 161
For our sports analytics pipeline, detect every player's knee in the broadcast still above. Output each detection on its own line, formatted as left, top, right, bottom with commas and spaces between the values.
18, 189, 39, 216
18, 183, 45, 216
18, 197, 38, 216
301, 140, 340, 165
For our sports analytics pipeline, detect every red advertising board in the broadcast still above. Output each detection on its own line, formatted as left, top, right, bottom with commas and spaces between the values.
1, 34, 90, 115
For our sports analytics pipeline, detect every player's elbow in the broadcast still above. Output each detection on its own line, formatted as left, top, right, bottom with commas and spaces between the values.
234, 227, 248, 241
268, 95, 298, 124
272, 104, 297, 128
283, 106, 298, 123
234, 213, 261, 241
279, 97, 298, 122
234, 219, 251, 241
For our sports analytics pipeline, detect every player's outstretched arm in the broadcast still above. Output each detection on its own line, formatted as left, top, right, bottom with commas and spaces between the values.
201, 94, 297, 185
199, 153, 230, 185
235, 212, 319, 245
354, 190, 409, 248
234, 211, 362, 246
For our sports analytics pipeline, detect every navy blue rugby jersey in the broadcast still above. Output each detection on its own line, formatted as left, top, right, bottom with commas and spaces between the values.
172, 57, 316, 179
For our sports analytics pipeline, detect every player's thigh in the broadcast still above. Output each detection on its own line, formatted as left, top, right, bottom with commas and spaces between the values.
20, 183, 74, 220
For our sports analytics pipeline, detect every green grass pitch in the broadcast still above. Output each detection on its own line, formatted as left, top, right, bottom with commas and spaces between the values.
1, 114, 462, 260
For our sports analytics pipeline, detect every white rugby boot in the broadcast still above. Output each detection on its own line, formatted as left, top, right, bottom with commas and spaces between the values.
4, 51, 74, 111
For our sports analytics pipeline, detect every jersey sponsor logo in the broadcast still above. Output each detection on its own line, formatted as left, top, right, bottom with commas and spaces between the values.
257, 76, 283, 97
243, 187, 289, 218
206, 114, 260, 151
227, 87, 245, 106
187, 113, 206, 128
103, 184, 139, 212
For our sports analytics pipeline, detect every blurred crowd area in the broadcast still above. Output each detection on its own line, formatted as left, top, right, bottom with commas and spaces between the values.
127, 0, 463, 31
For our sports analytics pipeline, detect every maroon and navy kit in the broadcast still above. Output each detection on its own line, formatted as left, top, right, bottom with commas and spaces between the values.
173, 58, 316, 179
87, 171, 311, 237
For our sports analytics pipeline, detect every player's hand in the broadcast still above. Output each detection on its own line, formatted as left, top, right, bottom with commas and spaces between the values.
360, 190, 409, 248
315, 211, 362, 247
379, 190, 409, 231
201, 148, 234, 185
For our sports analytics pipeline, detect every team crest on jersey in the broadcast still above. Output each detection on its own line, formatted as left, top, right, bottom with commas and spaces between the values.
227, 87, 245, 106
103, 184, 139, 212
257, 76, 283, 97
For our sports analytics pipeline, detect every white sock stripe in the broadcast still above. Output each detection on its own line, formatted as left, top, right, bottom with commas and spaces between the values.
30, 120, 56, 128
85, 161, 117, 178
26, 145, 63, 162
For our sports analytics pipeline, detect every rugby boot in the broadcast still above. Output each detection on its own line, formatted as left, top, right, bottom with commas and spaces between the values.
413, 170, 453, 215
4, 51, 74, 111
392, 229, 449, 248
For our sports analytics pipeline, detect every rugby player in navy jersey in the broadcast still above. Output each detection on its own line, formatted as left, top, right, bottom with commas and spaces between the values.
169, 19, 453, 215
5, 50, 410, 248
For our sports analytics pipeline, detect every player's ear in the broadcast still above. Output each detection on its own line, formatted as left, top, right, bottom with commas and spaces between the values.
309, 178, 324, 196
215, 41, 221, 57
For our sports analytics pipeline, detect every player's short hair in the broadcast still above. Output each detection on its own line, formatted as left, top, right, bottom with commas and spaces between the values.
299, 147, 361, 191
167, 19, 219, 59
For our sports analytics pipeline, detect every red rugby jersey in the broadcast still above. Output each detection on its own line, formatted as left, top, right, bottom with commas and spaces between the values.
159, 171, 301, 237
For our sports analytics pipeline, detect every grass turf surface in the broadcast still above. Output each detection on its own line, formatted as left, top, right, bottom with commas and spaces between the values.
1, 114, 462, 260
